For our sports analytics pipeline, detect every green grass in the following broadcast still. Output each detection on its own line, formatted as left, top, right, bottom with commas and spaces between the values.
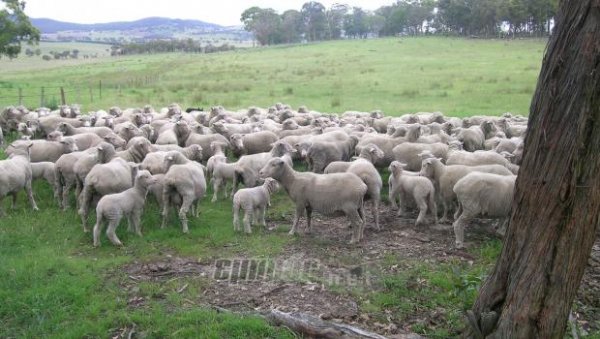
0, 37, 545, 116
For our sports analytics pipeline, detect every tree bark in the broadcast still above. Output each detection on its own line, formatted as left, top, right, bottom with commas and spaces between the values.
469, 1, 600, 338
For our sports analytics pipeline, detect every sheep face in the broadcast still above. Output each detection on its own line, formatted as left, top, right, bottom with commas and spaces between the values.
104, 133, 126, 150
135, 170, 158, 188
272, 141, 295, 157
189, 145, 203, 162
109, 106, 123, 117
59, 105, 71, 118
420, 159, 435, 178
61, 138, 79, 153
388, 161, 406, 176
96, 142, 116, 163
230, 134, 244, 152
47, 131, 63, 141
259, 158, 285, 179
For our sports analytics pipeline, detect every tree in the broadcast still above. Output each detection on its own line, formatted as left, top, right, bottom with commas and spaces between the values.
241, 7, 282, 45
280, 10, 303, 43
301, 1, 327, 41
0, 0, 39, 58
325, 3, 349, 40
468, 1, 600, 337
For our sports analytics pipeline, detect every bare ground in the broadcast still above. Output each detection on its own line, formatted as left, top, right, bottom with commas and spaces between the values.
119, 205, 600, 337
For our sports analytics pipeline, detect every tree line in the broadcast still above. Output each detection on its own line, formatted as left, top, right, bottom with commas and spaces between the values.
241, 0, 558, 45
112, 39, 235, 56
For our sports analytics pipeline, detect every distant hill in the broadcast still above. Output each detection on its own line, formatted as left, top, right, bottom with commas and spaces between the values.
31, 17, 252, 43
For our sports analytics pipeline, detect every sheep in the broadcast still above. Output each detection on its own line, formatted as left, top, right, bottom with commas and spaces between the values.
103, 132, 127, 150
306, 136, 359, 173
54, 148, 98, 210
258, 157, 367, 244
355, 124, 422, 167
388, 161, 437, 227
392, 142, 449, 172
141, 144, 203, 174
0, 143, 38, 216
452, 172, 517, 249
92, 170, 158, 247
455, 120, 497, 152
38, 115, 91, 136
229, 131, 278, 156
115, 122, 143, 143
183, 132, 230, 162
116, 137, 153, 163
6, 138, 79, 163
30, 162, 55, 187
494, 137, 523, 154
497, 118, 527, 138
232, 177, 279, 233
73, 143, 117, 206
232, 140, 296, 192
210, 157, 237, 202
447, 145, 516, 173
78, 157, 138, 232
46, 131, 103, 151
17, 122, 34, 139
161, 151, 207, 233
56, 122, 113, 139
205, 141, 229, 180
419, 157, 514, 223
324, 143, 385, 230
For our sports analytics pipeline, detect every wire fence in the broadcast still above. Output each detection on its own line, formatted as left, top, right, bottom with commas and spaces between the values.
0, 75, 161, 110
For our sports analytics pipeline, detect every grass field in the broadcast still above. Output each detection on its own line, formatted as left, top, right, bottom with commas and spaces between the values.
0, 37, 546, 116
3, 37, 589, 338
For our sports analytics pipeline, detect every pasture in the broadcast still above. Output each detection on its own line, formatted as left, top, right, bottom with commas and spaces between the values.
1, 37, 598, 338
0, 37, 545, 116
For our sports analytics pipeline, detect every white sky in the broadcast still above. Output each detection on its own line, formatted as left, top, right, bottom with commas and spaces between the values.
21, 0, 395, 27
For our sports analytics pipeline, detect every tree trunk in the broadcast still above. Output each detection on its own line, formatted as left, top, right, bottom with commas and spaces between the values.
469, 1, 600, 338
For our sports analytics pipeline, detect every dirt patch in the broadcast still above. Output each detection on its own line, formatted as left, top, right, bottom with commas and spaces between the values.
120, 205, 600, 336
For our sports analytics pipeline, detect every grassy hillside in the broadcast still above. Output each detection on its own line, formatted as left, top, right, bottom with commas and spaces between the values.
0, 37, 546, 116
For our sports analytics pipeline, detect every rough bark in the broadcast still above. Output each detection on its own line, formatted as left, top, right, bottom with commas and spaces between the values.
469, 1, 600, 338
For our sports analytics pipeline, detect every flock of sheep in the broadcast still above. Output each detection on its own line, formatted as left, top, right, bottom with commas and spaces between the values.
0, 103, 526, 248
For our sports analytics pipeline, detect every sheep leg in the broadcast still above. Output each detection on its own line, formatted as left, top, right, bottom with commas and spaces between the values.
92, 212, 104, 247
193, 199, 200, 218
132, 211, 143, 237
78, 185, 93, 232
415, 199, 428, 227
373, 197, 381, 231
346, 209, 363, 244
243, 209, 253, 234
106, 218, 123, 247
161, 187, 170, 229
232, 203, 241, 232
24, 179, 38, 211
211, 177, 221, 202
388, 181, 398, 209
452, 212, 473, 249
305, 206, 313, 234
61, 182, 73, 211
453, 203, 463, 221
179, 196, 193, 233
429, 193, 438, 225
11, 192, 17, 209
289, 205, 305, 235
259, 206, 267, 228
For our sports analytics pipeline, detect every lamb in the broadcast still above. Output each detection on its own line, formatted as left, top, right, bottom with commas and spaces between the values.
73, 143, 117, 204
30, 162, 55, 187
6, 138, 79, 163
141, 144, 203, 174
388, 161, 437, 227
392, 142, 449, 172
78, 157, 138, 232
92, 170, 158, 247
161, 151, 207, 233
116, 137, 153, 163
324, 143, 384, 230
229, 130, 278, 156
455, 120, 497, 152
258, 158, 367, 244
419, 157, 514, 223
232, 177, 279, 233
452, 172, 517, 248
0, 143, 38, 216
205, 141, 229, 180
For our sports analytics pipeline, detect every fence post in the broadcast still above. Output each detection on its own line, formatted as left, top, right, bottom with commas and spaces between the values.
18, 88, 23, 105
40, 87, 45, 107
60, 87, 66, 105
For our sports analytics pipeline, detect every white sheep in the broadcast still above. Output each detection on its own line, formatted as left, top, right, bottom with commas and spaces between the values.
0, 143, 38, 216
210, 156, 237, 202
419, 157, 514, 223
452, 172, 517, 248
141, 144, 203, 174
324, 143, 384, 230
161, 151, 207, 233
6, 138, 79, 163
259, 158, 367, 244
388, 161, 437, 227
30, 162, 55, 187
232, 177, 279, 233
92, 170, 158, 247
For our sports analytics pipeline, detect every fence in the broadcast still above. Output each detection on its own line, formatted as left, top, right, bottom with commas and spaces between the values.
0, 75, 161, 110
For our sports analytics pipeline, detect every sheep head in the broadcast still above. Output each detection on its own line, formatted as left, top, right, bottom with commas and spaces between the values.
163, 151, 184, 172
60, 138, 79, 153
104, 133, 126, 150
96, 142, 116, 163
271, 141, 296, 157
134, 170, 158, 189
47, 131, 63, 141
388, 161, 407, 176
109, 106, 123, 117
187, 144, 203, 162
230, 134, 244, 152
419, 158, 438, 178
259, 157, 286, 179
362, 144, 384, 162
263, 177, 279, 194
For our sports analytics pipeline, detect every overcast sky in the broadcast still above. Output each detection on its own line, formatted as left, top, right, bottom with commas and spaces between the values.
21, 0, 395, 27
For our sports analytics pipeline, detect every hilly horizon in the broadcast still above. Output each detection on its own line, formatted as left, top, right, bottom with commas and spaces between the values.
31, 16, 251, 44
